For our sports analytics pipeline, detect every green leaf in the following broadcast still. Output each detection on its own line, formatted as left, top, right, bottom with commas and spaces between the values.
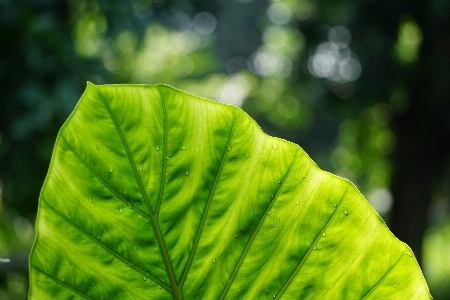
29, 83, 431, 299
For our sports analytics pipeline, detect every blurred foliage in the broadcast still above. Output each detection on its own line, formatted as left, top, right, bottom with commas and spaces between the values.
1, 0, 449, 299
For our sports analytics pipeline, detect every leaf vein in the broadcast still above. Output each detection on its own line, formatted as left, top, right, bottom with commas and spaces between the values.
275, 184, 349, 299
61, 135, 151, 221
179, 110, 236, 288
32, 264, 95, 300
219, 147, 300, 300
41, 198, 171, 291
361, 251, 405, 299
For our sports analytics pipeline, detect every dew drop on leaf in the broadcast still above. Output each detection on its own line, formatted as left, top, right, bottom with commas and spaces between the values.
212, 258, 216, 263
268, 212, 272, 215
270, 193, 274, 198
234, 234, 237, 238
88, 197, 92, 203
123, 191, 126, 195
121, 288, 124, 292
227, 146, 232, 151
109, 167, 114, 173
134, 246, 137, 250
145, 219, 150, 223
97, 235, 100, 240
342, 205, 346, 208
108, 148, 111, 152
181, 145, 187, 150
277, 217, 280, 221
272, 224, 275, 228
185, 170, 190, 176
156, 146, 160, 151
394, 285, 397, 288
322, 231, 326, 237
142, 275, 147, 281
344, 209, 348, 216
278, 180, 281, 184
254, 212, 257, 216
119, 207, 124, 213
128, 205, 132, 209
313, 245, 317, 250
272, 143, 278, 150
135, 202, 140, 206
91, 282, 96, 287
139, 167, 143, 172
332, 201, 337, 207
273, 294, 276, 298
296, 201, 300, 205
139, 194, 142, 199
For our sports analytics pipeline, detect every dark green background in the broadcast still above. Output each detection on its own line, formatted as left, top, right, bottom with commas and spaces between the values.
1, 0, 449, 298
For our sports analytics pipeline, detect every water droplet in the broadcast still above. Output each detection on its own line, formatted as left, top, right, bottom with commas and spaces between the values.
342, 205, 346, 208
142, 275, 147, 281
145, 219, 150, 223
119, 207, 124, 213
134, 246, 137, 250
278, 180, 281, 184
254, 212, 257, 216
139, 167, 143, 172
332, 201, 337, 207
161, 161, 164, 165
128, 205, 132, 209
62, 277, 65, 282
313, 245, 317, 250
270, 193, 274, 198
181, 145, 187, 150
268, 212, 272, 215
135, 202, 140, 206
234, 234, 237, 238
227, 146, 232, 151
272, 143, 278, 150
277, 217, 280, 221
322, 231, 326, 237
185, 171, 190, 176
88, 197, 92, 203
272, 224, 275, 228
109, 167, 114, 173
394, 284, 397, 288
121, 288, 124, 292
156, 146, 160, 151
344, 209, 348, 216
108, 148, 111, 152
273, 294, 276, 298
235, 155, 239, 159
212, 258, 216, 263
245, 154, 249, 157
123, 191, 126, 195
97, 235, 100, 240
139, 194, 142, 199
157, 285, 161, 289
296, 201, 300, 205
401, 290, 404, 293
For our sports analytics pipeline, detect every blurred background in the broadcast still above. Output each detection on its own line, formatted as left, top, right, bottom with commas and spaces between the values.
1, 0, 449, 298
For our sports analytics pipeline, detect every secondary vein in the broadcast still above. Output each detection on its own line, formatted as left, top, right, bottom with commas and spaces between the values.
32, 264, 95, 299
179, 110, 236, 288
275, 184, 349, 299
361, 252, 404, 299
95, 86, 182, 299
42, 198, 170, 291
218, 147, 299, 300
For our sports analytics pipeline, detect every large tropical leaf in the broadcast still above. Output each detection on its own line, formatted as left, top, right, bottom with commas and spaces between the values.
29, 83, 431, 299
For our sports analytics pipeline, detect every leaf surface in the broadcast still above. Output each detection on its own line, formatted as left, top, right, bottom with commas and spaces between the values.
29, 83, 431, 299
